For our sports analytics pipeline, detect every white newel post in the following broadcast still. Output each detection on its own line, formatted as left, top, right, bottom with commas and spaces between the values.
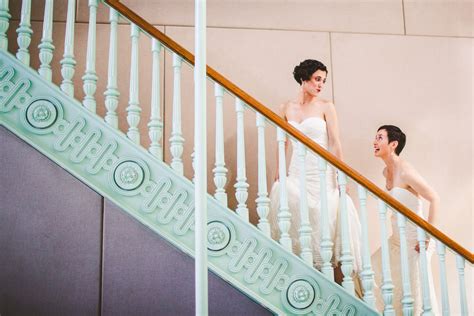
194, 0, 208, 315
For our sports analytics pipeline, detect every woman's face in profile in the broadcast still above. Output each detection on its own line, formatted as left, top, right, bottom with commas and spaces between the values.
302, 70, 327, 97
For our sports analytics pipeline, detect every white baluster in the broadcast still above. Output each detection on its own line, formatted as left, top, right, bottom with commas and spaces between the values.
126, 24, 141, 144
103, 8, 119, 128
436, 241, 450, 315
213, 83, 228, 205
16, 0, 32, 66
82, 0, 98, 113
169, 53, 184, 175
456, 255, 468, 316
357, 186, 375, 307
255, 113, 270, 236
297, 142, 312, 265
416, 226, 433, 315
319, 157, 334, 280
191, 149, 196, 183
148, 39, 163, 158
0, 0, 11, 51
276, 128, 292, 251
396, 212, 414, 315
234, 98, 249, 221
337, 172, 355, 295
60, 0, 76, 97
378, 200, 395, 315
38, 0, 54, 81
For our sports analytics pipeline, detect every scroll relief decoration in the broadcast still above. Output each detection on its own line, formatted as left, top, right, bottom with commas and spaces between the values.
0, 65, 357, 315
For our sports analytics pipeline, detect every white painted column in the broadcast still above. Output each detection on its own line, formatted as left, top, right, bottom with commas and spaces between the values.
357, 186, 375, 307
319, 157, 334, 280
16, 0, 32, 66
170, 53, 184, 175
276, 128, 292, 251
456, 255, 468, 316
60, 0, 76, 97
126, 24, 141, 144
337, 172, 355, 295
297, 142, 313, 265
396, 212, 414, 315
378, 200, 395, 315
104, 8, 119, 128
38, 0, 54, 81
213, 83, 228, 205
255, 113, 270, 236
148, 39, 163, 159
82, 0, 98, 113
0, 0, 10, 51
234, 98, 249, 221
194, 1, 208, 315
436, 241, 450, 315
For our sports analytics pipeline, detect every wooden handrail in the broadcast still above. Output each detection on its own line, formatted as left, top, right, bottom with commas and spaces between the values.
104, 0, 474, 264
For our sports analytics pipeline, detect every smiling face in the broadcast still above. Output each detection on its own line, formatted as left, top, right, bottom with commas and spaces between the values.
302, 70, 327, 97
374, 129, 398, 158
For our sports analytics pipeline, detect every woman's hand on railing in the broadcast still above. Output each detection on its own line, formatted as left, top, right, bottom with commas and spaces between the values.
415, 238, 432, 253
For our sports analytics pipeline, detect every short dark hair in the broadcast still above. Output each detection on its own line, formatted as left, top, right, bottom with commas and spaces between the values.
378, 125, 406, 155
293, 59, 328, 85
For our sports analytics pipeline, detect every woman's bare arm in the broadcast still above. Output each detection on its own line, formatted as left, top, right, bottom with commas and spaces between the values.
401, 165, 440, 226
324, 102, 343, 161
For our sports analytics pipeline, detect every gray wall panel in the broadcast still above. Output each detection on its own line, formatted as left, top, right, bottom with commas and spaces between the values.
0, 126, 102, 316
102, 200, 272, 316
0, 125, 270, 315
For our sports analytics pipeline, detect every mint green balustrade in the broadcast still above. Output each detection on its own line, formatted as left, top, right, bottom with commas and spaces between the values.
0, 51, 379, 315
456, 255, 468, 315
396, 212, 415, 315
0, 0, 11, 51
234, 98, 249, 221
436, 241, 450, 315
416, 226, 433, 315
213, 83, 227, 205
16, 0, 32, 66
276, 127, 292, 251
60, 0, 76, 97
319, 157, 334, 280
255, 113, 269, 236
357, 186, 375, 307
38, 0, 54, 82
103, 8, 119, 129
337, 172, 355, 295
126, 24, 141, 144
169, 53, 184, 175
148, 38, 163, 159
297, 142, 313, 266
378, 200, 395, 315
82, 0, 98, 113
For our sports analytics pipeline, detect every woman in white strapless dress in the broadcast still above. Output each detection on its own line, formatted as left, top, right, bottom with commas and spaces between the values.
372, 125, 440, 315
268, 59, 362, 279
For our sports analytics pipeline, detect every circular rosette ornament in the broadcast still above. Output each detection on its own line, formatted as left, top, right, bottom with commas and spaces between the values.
21, 97, 64, 134
207, 220, 235, 256
282, 276, 321, 314
109, 158, 150, 196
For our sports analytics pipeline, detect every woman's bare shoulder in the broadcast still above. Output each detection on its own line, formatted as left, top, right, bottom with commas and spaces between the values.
399, 160, 420, 180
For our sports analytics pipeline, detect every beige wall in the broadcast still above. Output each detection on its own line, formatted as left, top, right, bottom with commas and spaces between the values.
8, 0, 473, 313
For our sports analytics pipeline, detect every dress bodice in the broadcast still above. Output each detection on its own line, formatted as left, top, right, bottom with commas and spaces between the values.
389, 187, 424, 244
287, 117, 331, 179
288, 117, 328, 149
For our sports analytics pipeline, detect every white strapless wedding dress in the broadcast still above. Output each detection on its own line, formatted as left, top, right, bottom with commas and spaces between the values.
372, 187, 439, 315
268, 117, 362, 272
